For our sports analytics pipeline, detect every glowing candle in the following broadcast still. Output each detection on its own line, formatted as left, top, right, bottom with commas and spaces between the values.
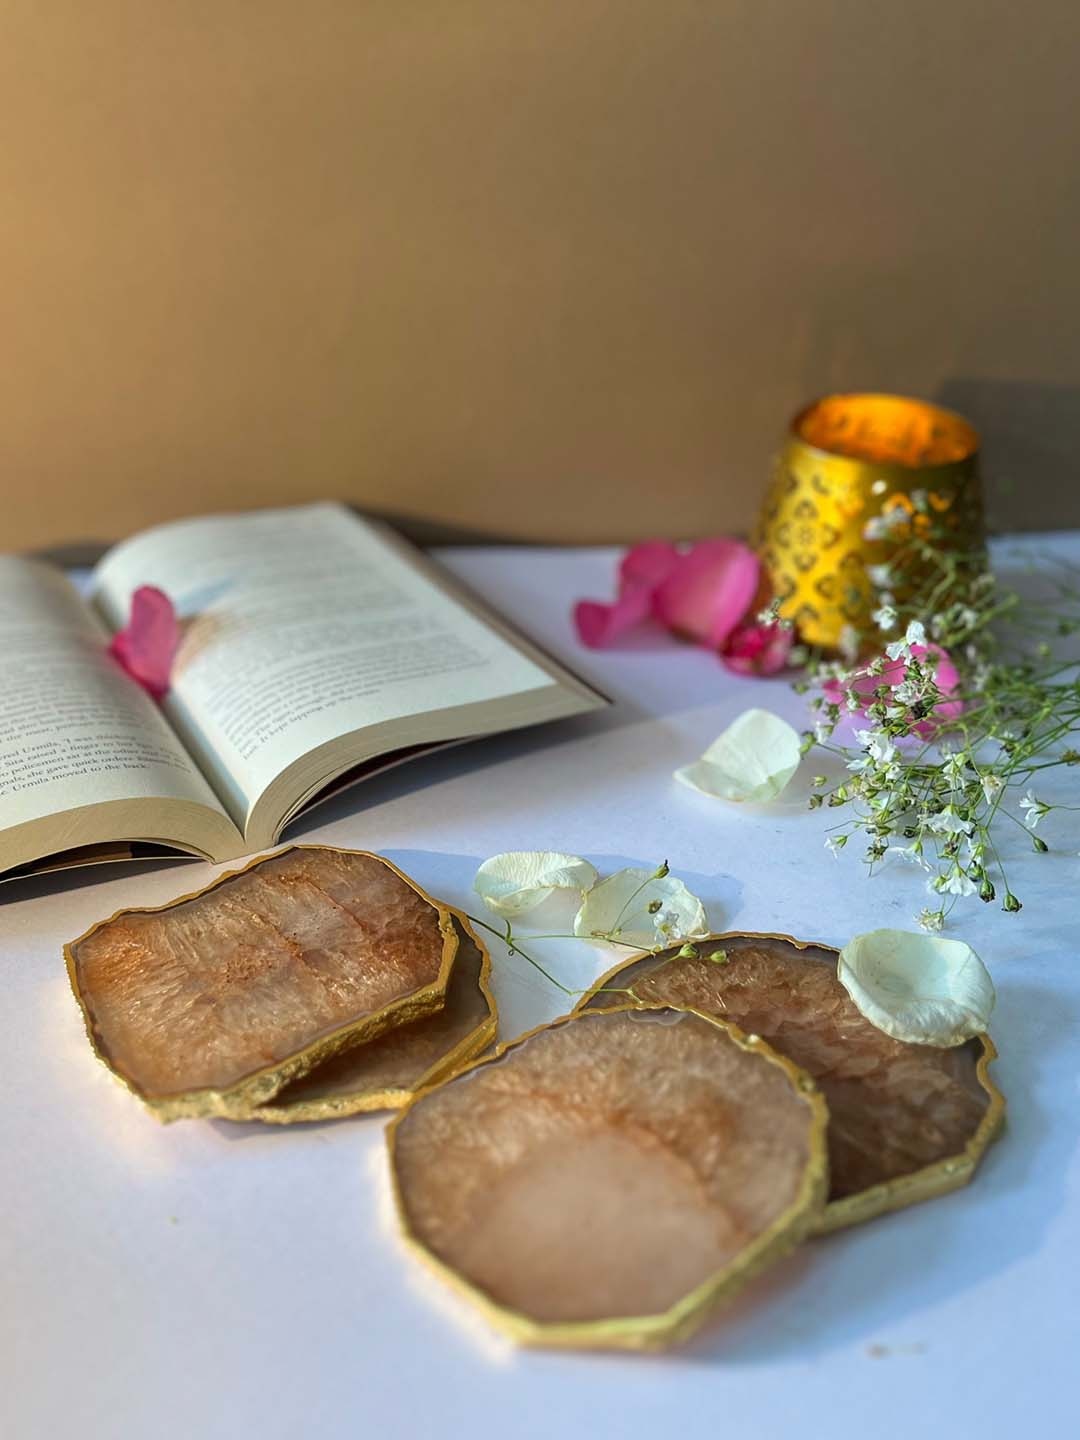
754, 393, 984, 651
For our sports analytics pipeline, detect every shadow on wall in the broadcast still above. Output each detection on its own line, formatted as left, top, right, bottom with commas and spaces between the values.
937, 379, 1080, 534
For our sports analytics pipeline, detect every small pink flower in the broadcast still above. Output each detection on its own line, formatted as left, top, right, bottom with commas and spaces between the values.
721, 619, 795, 676
109, 585, 180, 698
825, 642, 963, 736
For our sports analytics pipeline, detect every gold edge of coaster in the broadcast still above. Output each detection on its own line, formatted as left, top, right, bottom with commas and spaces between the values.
64, 845, 459, 1123
386, 1002, 830, 1353
574, 931, 1005, 1233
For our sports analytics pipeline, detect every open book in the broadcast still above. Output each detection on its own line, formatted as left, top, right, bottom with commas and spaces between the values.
0, 504, 605, 881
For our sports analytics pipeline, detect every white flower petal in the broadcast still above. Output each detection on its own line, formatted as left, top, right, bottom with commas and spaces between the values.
905, 619, 927, 647
674, 708, 802, 804
474, 851, 598, 918
838, 928, 995, 1047
573, 868, 708, 948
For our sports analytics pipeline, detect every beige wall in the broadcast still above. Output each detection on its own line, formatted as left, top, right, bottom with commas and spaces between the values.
3, 1, 1079, 553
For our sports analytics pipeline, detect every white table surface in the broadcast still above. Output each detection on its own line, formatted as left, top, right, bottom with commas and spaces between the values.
3, 543, 1078, 1440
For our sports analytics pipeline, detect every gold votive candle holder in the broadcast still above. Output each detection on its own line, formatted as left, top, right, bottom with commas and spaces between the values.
753, 392, 984, 651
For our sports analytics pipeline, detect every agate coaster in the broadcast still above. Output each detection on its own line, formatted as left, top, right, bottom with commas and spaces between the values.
246, 911, 497, 1123
577, 932, 1004, 1232
389, 1005, 828, 1351
65, 846, 458, 1121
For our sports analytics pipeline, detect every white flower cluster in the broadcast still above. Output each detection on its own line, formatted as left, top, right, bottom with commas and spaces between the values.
805, 518, 1080, 929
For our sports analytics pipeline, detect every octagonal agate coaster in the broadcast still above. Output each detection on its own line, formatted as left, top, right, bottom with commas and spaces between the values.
389, 1005, 828, 1351
65, 846, 458, 1121
576, 932, 1004, 1232
245, 911, 497, 1123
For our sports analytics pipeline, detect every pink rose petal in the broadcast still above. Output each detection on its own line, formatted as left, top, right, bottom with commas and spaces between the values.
721, 619, 795, 676
573, 539, 680, 648
652, 539, 760, 649
618, 540, 681, 591
573, 588, 654, 648
108, 585, 180, 698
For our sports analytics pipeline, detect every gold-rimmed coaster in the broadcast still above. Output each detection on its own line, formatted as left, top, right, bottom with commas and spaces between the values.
576, 931, 1003, 1232
65, 845, 458, 1122
388, 1004, 828, 1351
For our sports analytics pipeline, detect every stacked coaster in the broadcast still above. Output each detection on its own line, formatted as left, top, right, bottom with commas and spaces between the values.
65, 845, 497, 1123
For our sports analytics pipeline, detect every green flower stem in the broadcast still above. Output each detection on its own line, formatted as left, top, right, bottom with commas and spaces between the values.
465, 913, 578, 995
465, 885, 711, 998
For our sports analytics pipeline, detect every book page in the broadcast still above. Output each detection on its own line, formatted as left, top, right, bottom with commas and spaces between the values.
91, 505, 559, 829
0, 558, 232, 845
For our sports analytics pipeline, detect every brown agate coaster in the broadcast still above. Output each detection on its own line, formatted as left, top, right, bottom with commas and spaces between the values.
245, 911, 497, 1123
65, 846, 458, 1121
577, 933, 1004, 1231
389, 1005, 828, 1351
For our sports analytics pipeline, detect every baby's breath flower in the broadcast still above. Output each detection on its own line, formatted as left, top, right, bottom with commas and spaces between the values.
871, 601, 898, 632
941, 751, 967, 789
908, 619, 927, 644
888, 844, 930, 871
1019, 790, 1049, 830
925, 805, 974, 837
853, 729, 898, 765
932, 868, 978, 898
884, 619, 927, 662
917, 908, 945, 933
980, 773, 1004, 804
963, 837, 987, 866
838, 624, 860, 663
